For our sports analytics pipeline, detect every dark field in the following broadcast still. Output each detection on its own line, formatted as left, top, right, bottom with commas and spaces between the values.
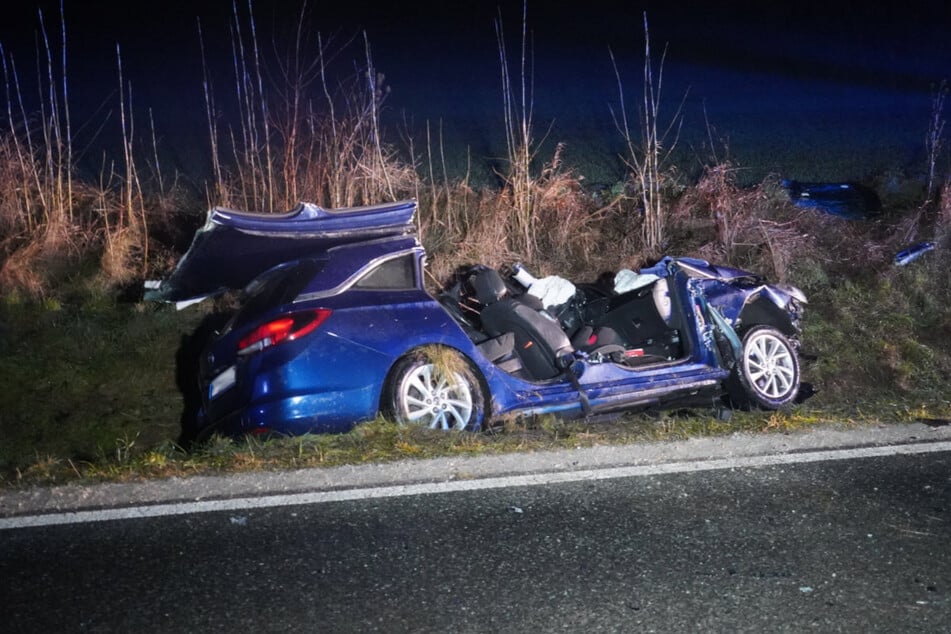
2, 1, 947, 186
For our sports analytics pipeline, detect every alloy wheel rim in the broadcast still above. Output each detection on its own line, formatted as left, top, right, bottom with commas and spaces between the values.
744, 332, 796, 399
400, 363, 473, 430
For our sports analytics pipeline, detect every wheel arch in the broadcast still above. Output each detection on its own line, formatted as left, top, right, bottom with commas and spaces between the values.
737, 295, 798, 337
379, 343, 491, 428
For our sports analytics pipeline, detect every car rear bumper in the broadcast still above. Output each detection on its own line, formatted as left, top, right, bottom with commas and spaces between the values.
198, 385, 381, 439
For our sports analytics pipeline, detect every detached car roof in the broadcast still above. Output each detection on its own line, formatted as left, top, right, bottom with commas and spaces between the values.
145, 200, 418, 303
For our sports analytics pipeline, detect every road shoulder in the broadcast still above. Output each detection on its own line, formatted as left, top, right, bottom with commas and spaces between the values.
2, 422, 949, 518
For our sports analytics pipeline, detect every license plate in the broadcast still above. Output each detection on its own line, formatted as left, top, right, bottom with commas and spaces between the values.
209, 366, 236, 399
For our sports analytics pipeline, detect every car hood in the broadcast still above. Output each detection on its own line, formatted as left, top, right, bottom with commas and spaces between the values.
145, 200, 417, 303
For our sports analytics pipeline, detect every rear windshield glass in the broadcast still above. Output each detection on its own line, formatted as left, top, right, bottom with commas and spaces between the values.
231, 259, 324, 329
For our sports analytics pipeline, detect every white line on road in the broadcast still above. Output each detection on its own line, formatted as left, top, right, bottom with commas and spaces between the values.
3, 440, 950, 530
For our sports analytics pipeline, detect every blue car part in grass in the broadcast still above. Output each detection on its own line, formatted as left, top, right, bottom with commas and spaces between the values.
148, 199, 808, 440
894, 242, 936, 266
782, 180, 881, 220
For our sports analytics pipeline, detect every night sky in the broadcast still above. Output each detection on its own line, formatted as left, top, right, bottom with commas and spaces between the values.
1, 0, 949, 186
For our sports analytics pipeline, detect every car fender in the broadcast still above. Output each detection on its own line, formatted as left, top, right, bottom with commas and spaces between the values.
736, 290, 799, 337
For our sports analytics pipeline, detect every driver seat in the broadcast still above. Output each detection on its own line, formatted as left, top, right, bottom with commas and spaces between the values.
471, 268, 574, 380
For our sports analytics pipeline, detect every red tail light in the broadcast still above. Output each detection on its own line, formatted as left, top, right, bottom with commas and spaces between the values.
237, 309, 332, 355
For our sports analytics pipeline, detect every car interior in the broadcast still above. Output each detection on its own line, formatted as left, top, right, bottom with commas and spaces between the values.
439, 266, 688, 382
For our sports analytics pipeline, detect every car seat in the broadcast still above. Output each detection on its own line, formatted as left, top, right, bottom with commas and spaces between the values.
470, 268, 574, 380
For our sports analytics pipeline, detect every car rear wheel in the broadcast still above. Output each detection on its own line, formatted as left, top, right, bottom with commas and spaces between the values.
729, 325, 800, 410
387, 349, 486, 431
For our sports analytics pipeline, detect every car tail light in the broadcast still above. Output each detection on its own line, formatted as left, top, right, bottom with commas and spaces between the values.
237, 309, 332, 356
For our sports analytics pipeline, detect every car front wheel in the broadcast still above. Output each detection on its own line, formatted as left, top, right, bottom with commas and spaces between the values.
729, 325, 800, 410
386, 349, 486, 431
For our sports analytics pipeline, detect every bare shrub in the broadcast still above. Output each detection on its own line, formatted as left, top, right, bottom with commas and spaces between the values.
939, 180, 951, 230
423, 188, 519, 283
101, 43, 150, 283
0, 6, 80, 285
610, 12, 686, 258
415, 118, 466, 247
0, 132, 28, 242
530, 144, 607, 276
201, 4, 415, 212
0, 7, 158, 294
925, 81, 947, 205
495, 1, 546, 260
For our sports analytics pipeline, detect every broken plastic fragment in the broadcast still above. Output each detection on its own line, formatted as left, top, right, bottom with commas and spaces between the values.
894, 242, 936, 266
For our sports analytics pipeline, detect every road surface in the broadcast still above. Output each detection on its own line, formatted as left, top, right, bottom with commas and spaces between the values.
2, 424, 949, 632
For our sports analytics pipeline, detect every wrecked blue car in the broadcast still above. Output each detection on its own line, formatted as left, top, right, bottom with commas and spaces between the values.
147, 200, 807, 439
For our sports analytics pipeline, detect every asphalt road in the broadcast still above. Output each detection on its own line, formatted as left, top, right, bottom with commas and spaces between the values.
2, 428, 950, 632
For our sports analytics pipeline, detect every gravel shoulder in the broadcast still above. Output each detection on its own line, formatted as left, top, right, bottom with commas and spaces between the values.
2, 422, 949, 518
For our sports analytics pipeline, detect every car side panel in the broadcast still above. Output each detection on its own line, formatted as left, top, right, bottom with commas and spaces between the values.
202, 290, 510, 435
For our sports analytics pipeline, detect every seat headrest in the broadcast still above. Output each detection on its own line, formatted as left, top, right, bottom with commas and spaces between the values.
471, 268, 508, 305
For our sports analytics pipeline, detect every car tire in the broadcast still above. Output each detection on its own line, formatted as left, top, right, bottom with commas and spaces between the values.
386, 349, 487, 431
728, 325, 800, 410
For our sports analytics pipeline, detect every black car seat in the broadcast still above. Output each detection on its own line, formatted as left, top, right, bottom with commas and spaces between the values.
470, 268, 574, 380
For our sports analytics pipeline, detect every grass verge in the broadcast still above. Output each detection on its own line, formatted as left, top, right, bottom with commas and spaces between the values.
7, 405, 949, 488
3, 190, 951, 488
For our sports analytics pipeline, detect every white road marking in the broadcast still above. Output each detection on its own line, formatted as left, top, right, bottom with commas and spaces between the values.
3, 440, 950, 530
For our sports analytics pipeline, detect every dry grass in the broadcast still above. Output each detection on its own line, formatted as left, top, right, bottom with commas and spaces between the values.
420, 143, 621, 284
100, 225, 143, 285
415, 344, 470, 381
0, 241, 50, 298
0, 12, 162, 296
526, 144, 608, 274
670, 165, 823, 282
0, 220, 85, 297
937, 181, 951, 234
9, 402, 950, 487
202, 5, 417, 213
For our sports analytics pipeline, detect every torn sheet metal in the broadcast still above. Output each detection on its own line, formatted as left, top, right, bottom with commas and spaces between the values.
144, 200, 417, 303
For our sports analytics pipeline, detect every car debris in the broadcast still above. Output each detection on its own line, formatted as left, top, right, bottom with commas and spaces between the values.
782, 179, 881, 220
894, 241, 936, 266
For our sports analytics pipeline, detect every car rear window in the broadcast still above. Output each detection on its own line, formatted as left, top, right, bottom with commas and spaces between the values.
231, 259, 324, 328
